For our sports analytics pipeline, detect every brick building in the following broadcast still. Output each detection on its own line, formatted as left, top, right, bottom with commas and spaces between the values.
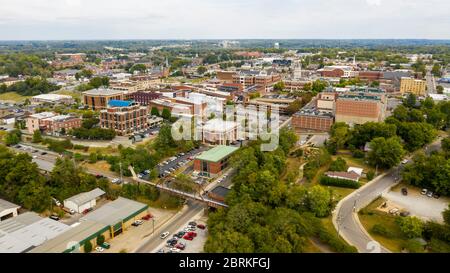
335, 93, 386, 125
193, 146, 239, 178
100, 100, 148, 136
292, 110, 334, 132
128, 91, 162, 105
82, 88, 125, 110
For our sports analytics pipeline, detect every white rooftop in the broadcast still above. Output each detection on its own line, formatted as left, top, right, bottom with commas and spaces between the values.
64, 188, 105, 206
0, 212, 69, 253
203, 119, 238, 132
32, 94, 72, 101
0, 199, 20, 212
29, 112, 56, 119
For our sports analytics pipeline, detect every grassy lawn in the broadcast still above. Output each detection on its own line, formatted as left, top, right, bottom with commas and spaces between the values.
0, 92, 30, 102
281, 156, 304, 182
53, 89, 82, 100
358, 197, 408, 252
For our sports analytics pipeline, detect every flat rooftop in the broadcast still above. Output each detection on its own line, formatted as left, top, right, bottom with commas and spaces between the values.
28, 220, 108, 253
80, 197, 147, 226
0, 212, 70, 253
64, 188, 105, 206
0, 199, 20, 212
82, 88, 124, 96
195, 145, 239, 163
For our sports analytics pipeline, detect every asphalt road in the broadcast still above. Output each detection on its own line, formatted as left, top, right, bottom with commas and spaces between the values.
335, 138, 443, 253
134, 201, 204, 253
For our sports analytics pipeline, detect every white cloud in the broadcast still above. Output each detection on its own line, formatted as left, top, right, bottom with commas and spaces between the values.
0, 0, 448, 39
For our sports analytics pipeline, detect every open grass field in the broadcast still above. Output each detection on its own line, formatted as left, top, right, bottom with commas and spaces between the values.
0, 92, 30, 102
358, 197, 408, 252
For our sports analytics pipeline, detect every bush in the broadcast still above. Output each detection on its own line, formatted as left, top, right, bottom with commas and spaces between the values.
352, 149, 365, 158
328, 157, 348, 172
96, 235, 105, 246
320, 176, 361, 189
402, 239, 425, 253
366, 170, 375, 181
371, 224, 392, 238
84, 241, 93, 253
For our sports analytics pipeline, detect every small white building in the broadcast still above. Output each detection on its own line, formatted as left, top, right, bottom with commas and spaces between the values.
202, 118, 239, 145
31, 94, 74, 105
0, 199, 20, 222
64, 188, 105, 214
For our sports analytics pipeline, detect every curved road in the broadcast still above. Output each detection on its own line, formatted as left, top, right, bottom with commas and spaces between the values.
334, 138, 443, 253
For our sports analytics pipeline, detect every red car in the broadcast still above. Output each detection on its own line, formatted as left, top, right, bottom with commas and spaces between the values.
196, 224, 206, 230
183, 235, 194, 241
82, 208, 92, 215
175, 243, 186, 250
187, 231, 197, 237
142, 214, 153, 220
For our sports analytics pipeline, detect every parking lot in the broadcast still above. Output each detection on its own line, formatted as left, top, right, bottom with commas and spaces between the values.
382, 186, 449, 223
152, 146, 208, 179
153, 215, 208, 253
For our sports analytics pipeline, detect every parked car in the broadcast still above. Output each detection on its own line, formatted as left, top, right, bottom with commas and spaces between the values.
426, 191, 433, 198
157, 249, 164, 253
175, 243, 186, 250
111, 178, 122, 184
188, 221, 197, 226
187, 231, 197, 237
95, 246, 105, 252
401, 188, 408, 196
433, 193, 441, 199
421, 189, 428, 195
389, 208, 399, 215
183, 235, 194, 241
101, 242, 110, 249
160, 232, 170, 239
400, 211, 411, 217
142, 214, 152, 220
95, 174, 105, 179
49, 214, 60, 221
401, 159, 409, 164
170, 247, 181, 253
197, 224, 206, 230
41, 152, 47, 155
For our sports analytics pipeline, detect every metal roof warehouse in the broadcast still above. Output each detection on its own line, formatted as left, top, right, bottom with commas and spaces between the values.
29, 197, 149, 253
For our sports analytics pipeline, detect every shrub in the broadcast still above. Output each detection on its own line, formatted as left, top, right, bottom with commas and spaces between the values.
84, 241, 93, 253
371, 224, 392, 238
320, 176, 361, 189
96, 235, 105, 246
366, 170, 375, 181
352, 149, 365, 158
402, 239, 425, 253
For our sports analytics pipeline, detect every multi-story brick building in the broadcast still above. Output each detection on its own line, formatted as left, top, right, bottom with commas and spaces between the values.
26, 112, 81, 134
335, 93, 386, 125
193, 145, 239, 178
127, 91, 162, 106
82, 88, 125, 110
292, 110, 334, 132
400, 77, 427, 96
99, 100, 148, 136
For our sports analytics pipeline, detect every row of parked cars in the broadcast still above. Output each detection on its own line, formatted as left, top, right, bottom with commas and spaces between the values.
159, 221, 206, 253
421, 188, 440, 199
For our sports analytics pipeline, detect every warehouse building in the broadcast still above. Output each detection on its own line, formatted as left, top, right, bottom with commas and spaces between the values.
0, 212, 70, 253
0, 199, 20, 222
30, 197, 149, 253
194, 145, 239, 177
64, 188, 105, 214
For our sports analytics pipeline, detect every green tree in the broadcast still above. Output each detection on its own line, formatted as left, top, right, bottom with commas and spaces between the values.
397, 217, 424, 239
5, 129, 21, 146
443, 205, 450, 226
307, 185, 332, 218
84, 241, 93, 253
273, 81, 285, 92
32, 130, 43, 143
161, 108, 171, 120
367, 137, 405, 169
329, 157, 348, 172
197, 66, 207, 75
96, 235, 105, 246
432, 63, 442, 77
151, 107, 160, 117
436, 85, 444, 94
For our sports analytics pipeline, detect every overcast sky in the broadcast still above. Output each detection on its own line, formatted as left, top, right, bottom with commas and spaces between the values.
0, 0, 449, 40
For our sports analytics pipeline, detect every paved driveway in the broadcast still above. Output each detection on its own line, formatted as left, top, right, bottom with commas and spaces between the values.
383, 189, 449, 223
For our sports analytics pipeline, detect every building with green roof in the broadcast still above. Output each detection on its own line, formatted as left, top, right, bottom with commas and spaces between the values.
194, 145, 239, 177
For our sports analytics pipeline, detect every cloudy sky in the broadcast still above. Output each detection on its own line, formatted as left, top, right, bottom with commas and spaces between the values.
0, 0, 449, 40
